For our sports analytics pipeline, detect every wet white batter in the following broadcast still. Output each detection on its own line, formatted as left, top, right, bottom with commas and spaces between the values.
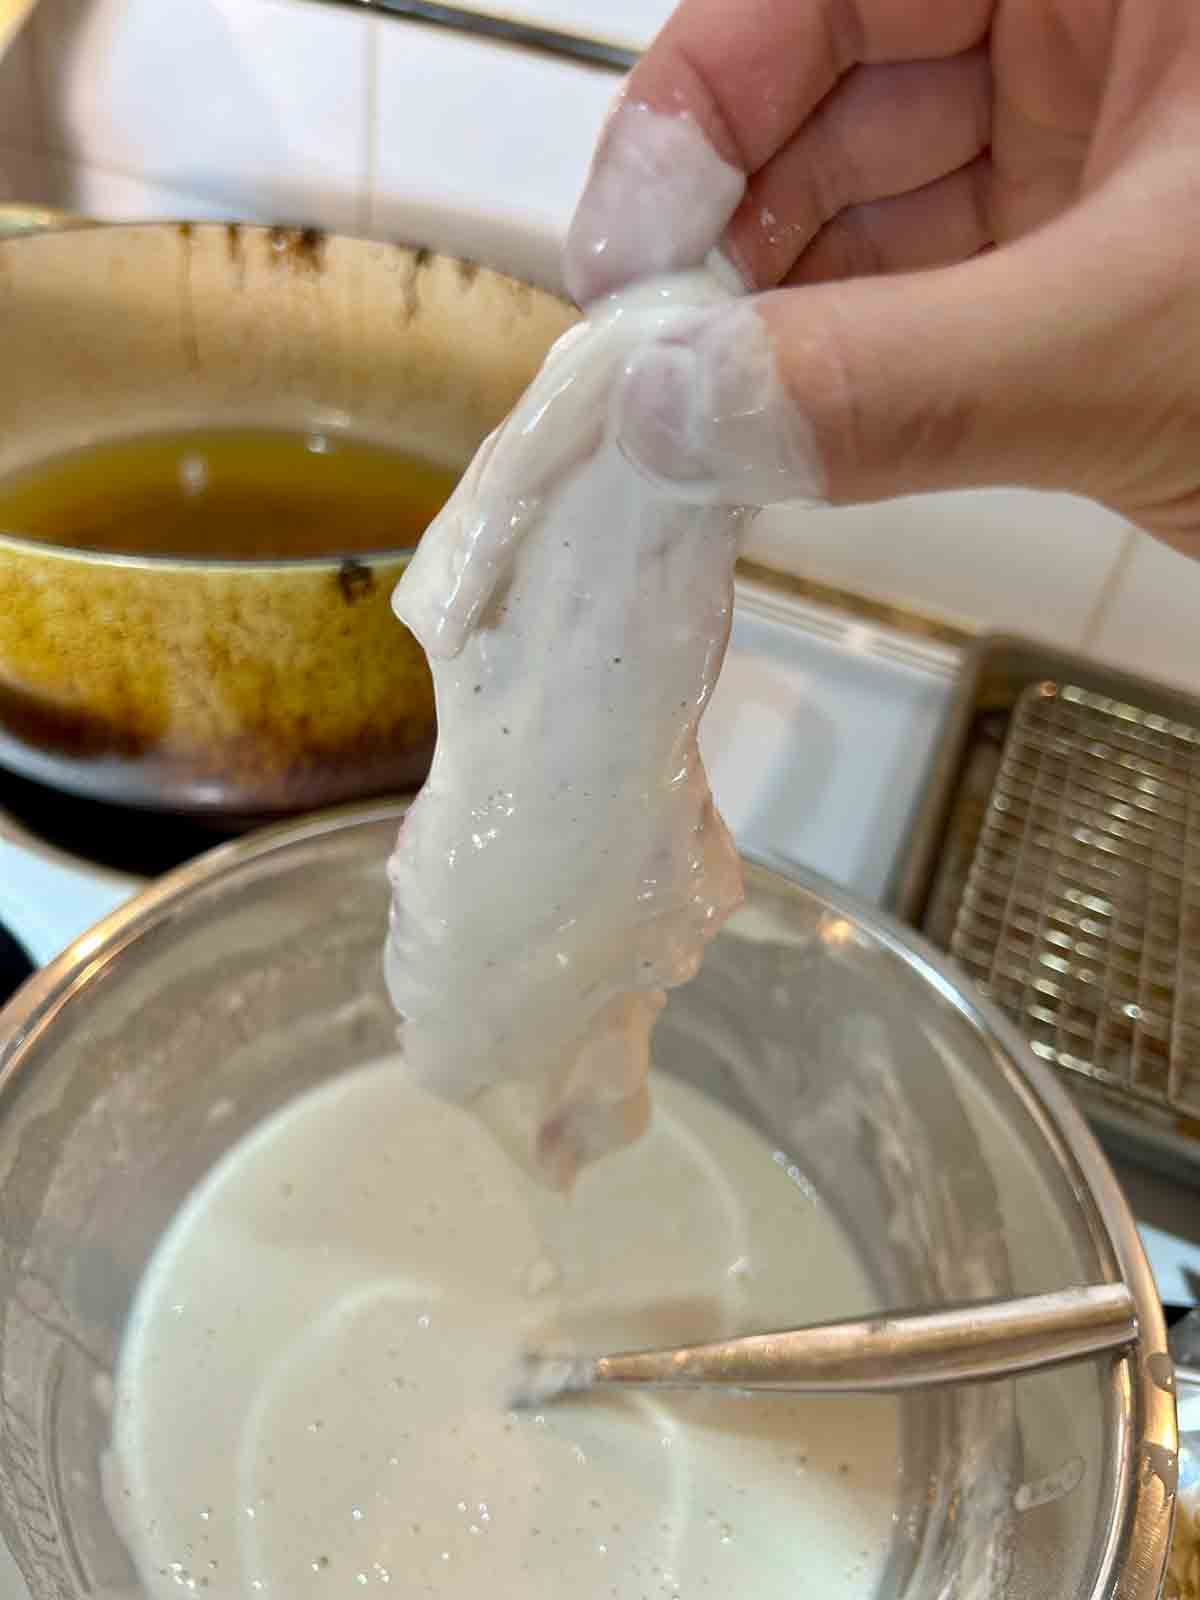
386, 269, 755, 1189
108, 1059, 902, 1598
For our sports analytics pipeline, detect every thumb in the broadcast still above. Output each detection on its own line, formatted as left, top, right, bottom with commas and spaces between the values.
617, 219, 1160, 510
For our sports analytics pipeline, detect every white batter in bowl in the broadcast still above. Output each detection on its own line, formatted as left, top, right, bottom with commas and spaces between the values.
0, 811, 1172, 1600
105, 1061, 903, 1599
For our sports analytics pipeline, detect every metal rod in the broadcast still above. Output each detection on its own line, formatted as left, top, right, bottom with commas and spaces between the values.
577, 1283, 1139, 1396
305, 0, 638, 72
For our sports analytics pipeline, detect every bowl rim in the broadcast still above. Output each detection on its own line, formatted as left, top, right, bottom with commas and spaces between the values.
0, 801, 1178, 1600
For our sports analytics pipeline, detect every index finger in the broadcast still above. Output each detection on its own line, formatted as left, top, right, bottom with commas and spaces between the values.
564, 0, 994, 303
637, 0, 994, 172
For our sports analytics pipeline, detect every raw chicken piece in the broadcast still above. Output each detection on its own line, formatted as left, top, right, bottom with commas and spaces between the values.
385, 270, 745, 1188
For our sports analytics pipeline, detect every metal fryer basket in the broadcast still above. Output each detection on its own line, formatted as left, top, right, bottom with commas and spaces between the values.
950, 680, 1200, 1126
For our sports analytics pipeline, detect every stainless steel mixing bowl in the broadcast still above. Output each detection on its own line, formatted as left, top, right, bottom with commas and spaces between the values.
0, 803, 1177, 1598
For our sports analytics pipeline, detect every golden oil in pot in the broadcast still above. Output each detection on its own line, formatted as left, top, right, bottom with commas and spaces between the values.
0, 428, 458, 561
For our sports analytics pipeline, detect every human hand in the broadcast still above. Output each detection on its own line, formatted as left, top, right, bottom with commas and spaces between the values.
565, 0, 1200, 552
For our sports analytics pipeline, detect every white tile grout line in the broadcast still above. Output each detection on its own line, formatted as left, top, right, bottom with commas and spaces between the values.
1080, 522, 1140, 651
359, 12, 378, 237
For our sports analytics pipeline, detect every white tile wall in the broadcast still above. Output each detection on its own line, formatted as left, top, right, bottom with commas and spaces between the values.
1085, 532, 1200, 693
743, 489, 1135, 651
32, 0, 370, 231
33, 151, 252, 221
371, 23, 613, 291
1, 0, 1192, 686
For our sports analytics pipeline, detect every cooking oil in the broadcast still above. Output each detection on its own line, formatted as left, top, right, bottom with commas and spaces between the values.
0, 428, 458, 561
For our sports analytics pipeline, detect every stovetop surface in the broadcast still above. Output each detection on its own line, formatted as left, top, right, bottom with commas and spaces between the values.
0, 763, 241, 880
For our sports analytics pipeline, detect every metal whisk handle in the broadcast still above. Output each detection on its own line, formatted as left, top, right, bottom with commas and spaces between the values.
587, 1283, 1139, 1395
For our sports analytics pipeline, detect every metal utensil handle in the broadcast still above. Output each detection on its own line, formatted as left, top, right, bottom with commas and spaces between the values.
591, 1283, 1139, 1394
305, 0, 639, 72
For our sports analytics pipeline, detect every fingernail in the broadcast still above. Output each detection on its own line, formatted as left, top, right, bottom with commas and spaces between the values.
616, 304, 826, 506
564, 102, 745, 307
